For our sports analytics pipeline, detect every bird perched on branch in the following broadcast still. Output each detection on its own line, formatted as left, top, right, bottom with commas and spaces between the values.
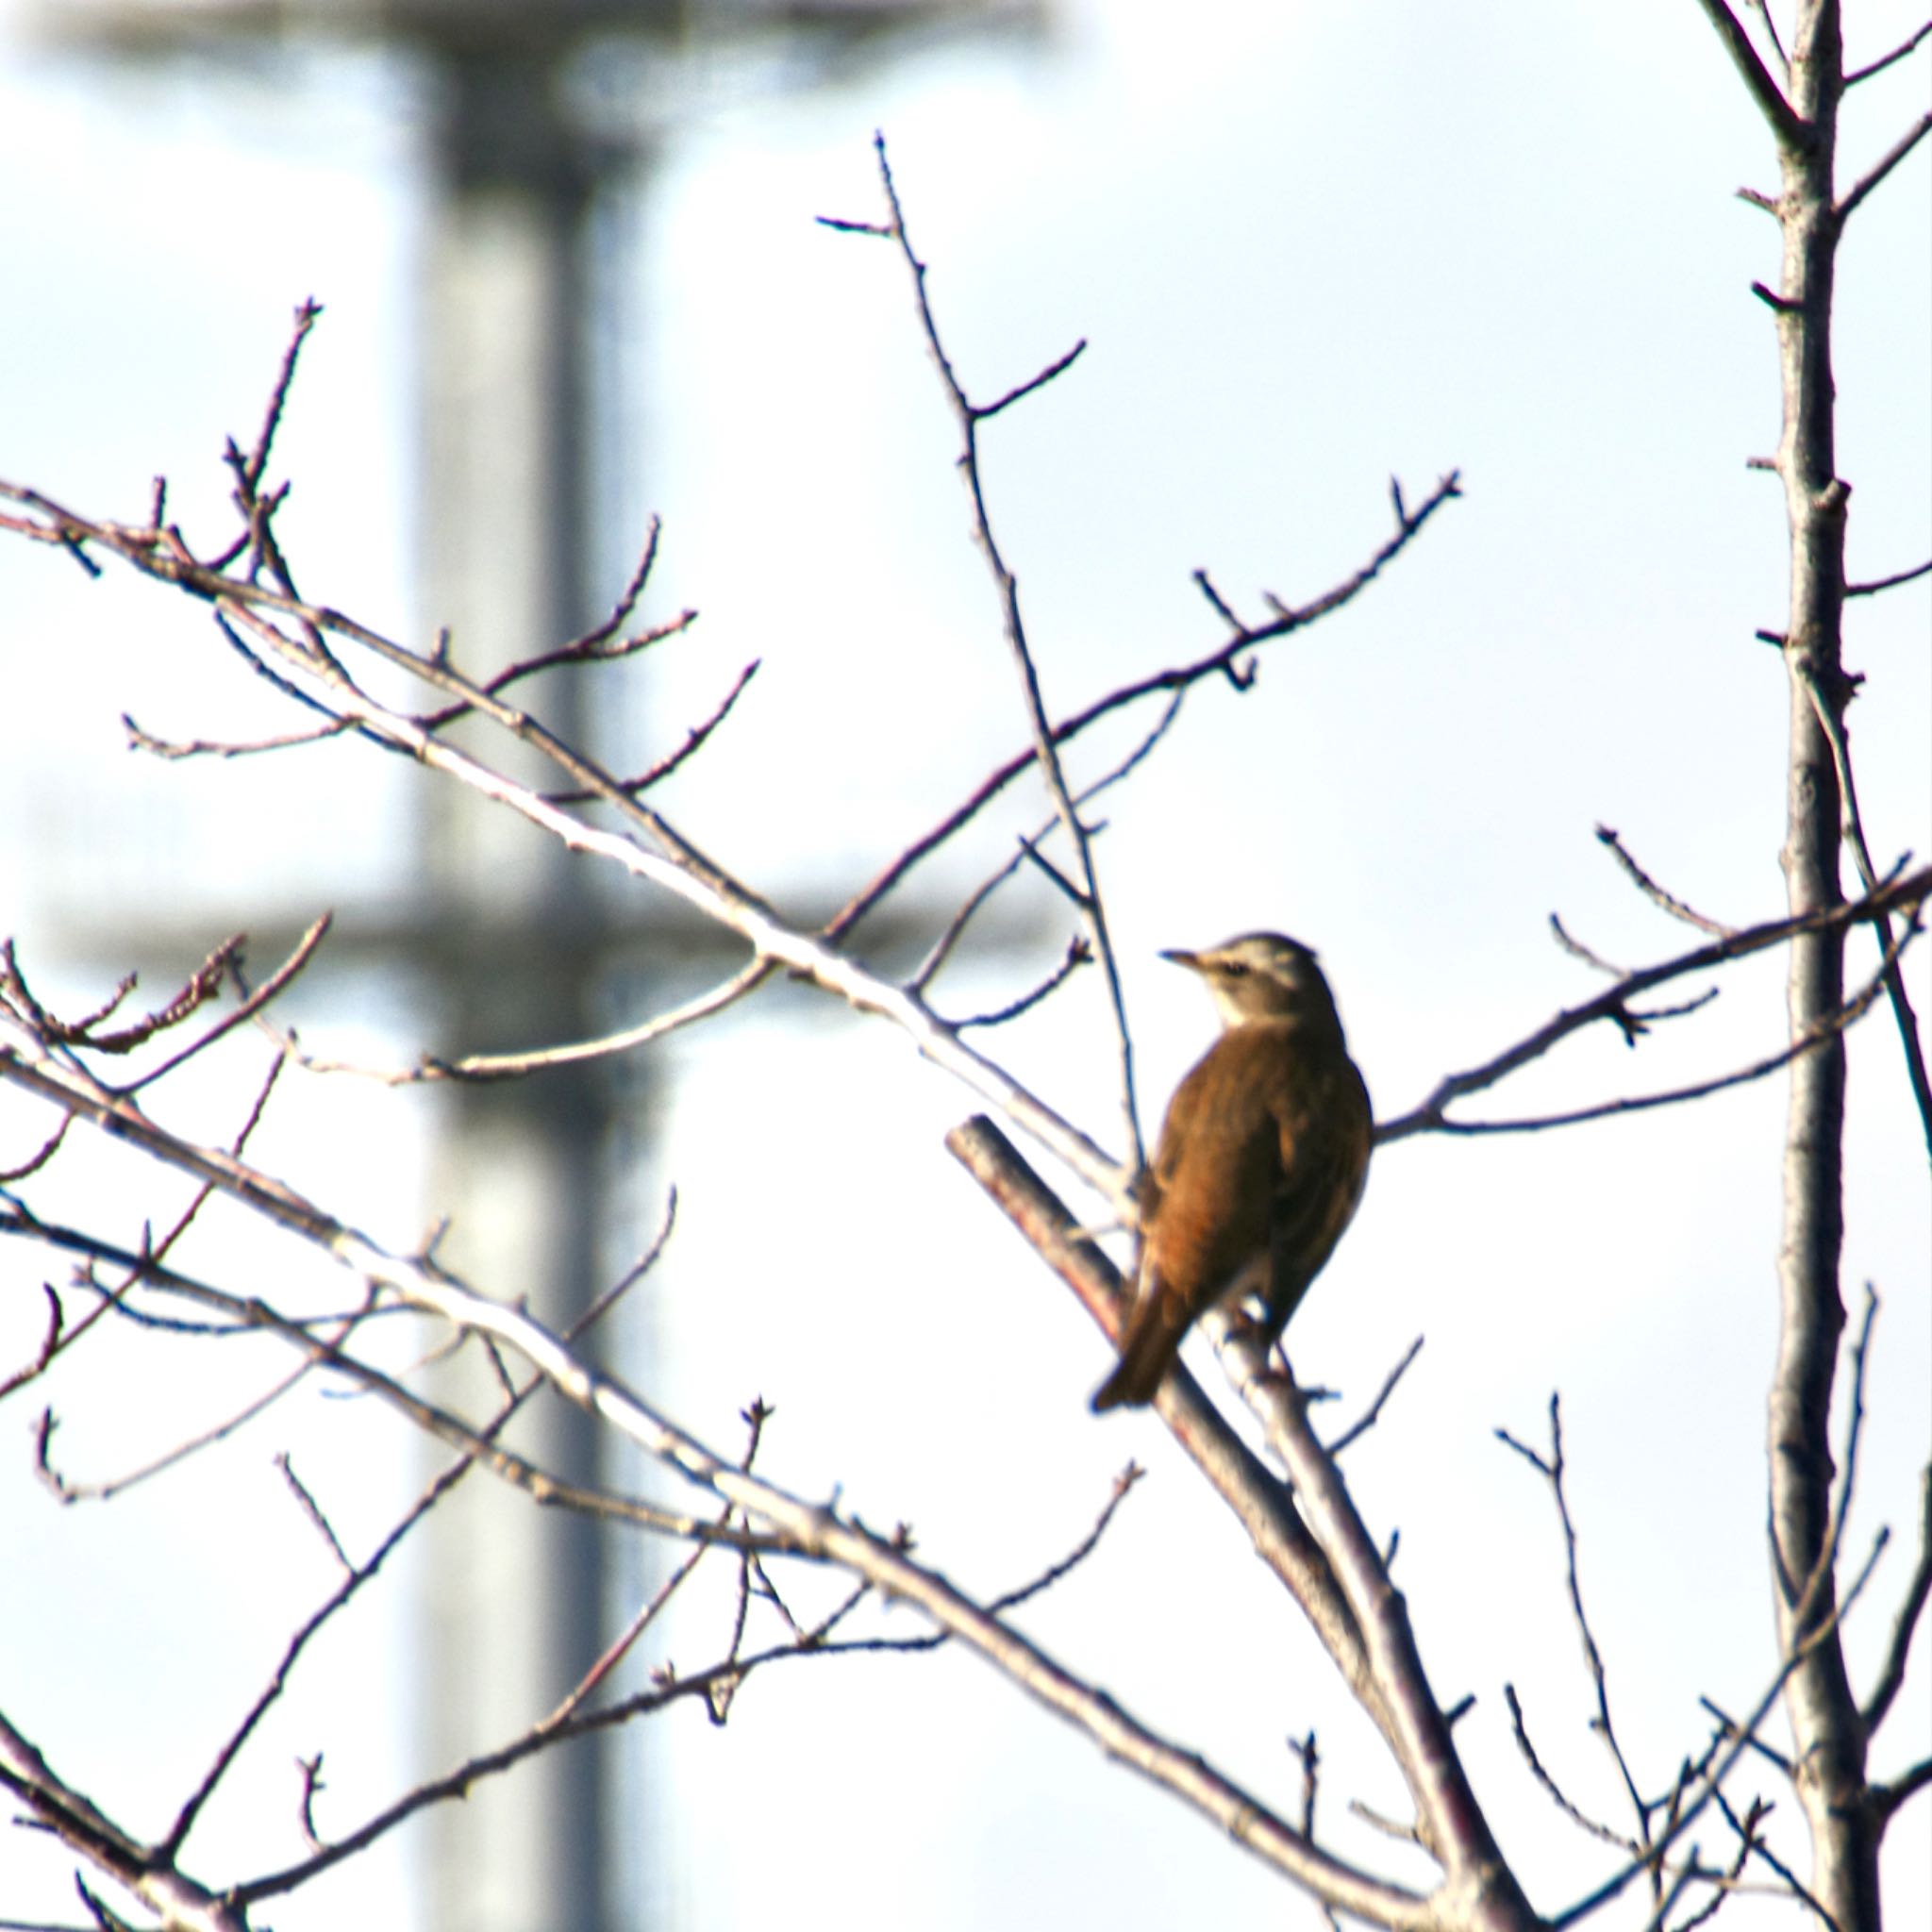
1091, 932, 1373, 1412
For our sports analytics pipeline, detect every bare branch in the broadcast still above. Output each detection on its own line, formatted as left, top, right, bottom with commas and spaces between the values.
1691, 0, 1810, 148
570, 513, 667, 652
1743, 0, 1788, 73
0, 1713, 249, 1932
979, 336, 1089, 418
0, 1281, 64, 1401
1549, 914, 1625, 977
1845, 18, 1932, 84
130, 915, 332, 1093
1862, 1462, 1932, 1737
231, 298, 321, 498
42, 1352, 317, 1504
1502, 1681, 1633, 1851
0, 483, 1138, 1198
1596, 825, 1737, 936
1397, 924, 1908, 1136
867, 133, 1146, 1172
1218, 1334, 1530, 1912
0, 1108, 73, 1183
950, 935, 1091, 1029
1498, 1397, 1650, 1855
1837, 110, 1932, 225
1872, 1756, 1932, 1825
1699, 1695, 1792, 1776
1792, 664, 1932, 1158
1708, 1787, 1840, 1930
425, 956, 776, 1084
1845, 557, 1931, 597
125, 710, 358, 761
820, 470, 1459, 942
1377, 866, 1930, 1140
1324, 1337, 1424, 1457
941, 1117, 1386, 1721
159, 1202, 674, 1862
0, 1058, 1429, 1923
0, 1206, 773, 1551
2, 934, 236, 1058
543, 657, 757, 803
795, 1461, 1148, 1665
914, 691, 1183, 995
275, 1452, 352, 1574
1553, 1538, 1891, 1928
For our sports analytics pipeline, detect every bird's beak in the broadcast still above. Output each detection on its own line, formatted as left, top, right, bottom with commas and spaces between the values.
1158, 948, 1201, 971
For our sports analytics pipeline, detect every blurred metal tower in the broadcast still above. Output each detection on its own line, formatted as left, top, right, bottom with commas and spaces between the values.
37, 5, 1039, 1927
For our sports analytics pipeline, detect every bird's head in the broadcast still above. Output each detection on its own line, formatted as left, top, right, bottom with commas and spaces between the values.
1160, 931, 1338, 1029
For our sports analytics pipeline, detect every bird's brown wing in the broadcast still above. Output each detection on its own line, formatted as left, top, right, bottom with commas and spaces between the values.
1091, 1041, 1282, 1410
1263, 1055, 1373, 1336
1142, 1040, 1287, 1310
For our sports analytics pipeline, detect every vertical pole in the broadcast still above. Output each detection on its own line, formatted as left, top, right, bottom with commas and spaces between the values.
415, 39, 618, 1932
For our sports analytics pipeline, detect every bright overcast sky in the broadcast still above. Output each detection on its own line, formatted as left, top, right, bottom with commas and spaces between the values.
1, 3, 1927, 1929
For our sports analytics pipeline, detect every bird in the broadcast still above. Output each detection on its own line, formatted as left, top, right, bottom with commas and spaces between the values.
1091, 932, 1373, 1412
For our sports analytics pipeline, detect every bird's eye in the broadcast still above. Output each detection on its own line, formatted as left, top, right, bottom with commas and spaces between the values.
1222, 962, 1249, 977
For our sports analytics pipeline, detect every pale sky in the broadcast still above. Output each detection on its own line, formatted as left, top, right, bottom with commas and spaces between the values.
1, 3, 1927, 1929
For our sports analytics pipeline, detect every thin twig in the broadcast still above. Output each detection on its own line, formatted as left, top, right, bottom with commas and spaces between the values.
1691, 0, 1809, 148
1844, 556, 1931, 597
543, 658, 758, 804
1287, 1731, 1344, 1932
912, 691, 1183, 993
4, 934, 235, 1058
1596, 825, 1736, 936
1324, 1336, 1424, 1456
952, 936, 1091, 1029
0, 1208, 778, 1550
1552, 1534, 1891, 1927
0, 483, 1139, 1201
1502, 1682, 1634, 1851
788, 1462, 1148, 1664
1792, 663, 1932, 1160
1395, 918, 1911, 1135
1698, 1696, 1792, 1775
8, 1048, 291, 1391
0, 1713, 249, 1932
1861, 1458, 1932, 1735
0, 1109, 72, 1184
425, 957, 774, 1084
1497, 1396, 1652, 1857
233, 299, 322, 496
1550, 914, 1624, 977
1377, 866, 1929, 1140
570, 514, 667, 652
158, 1197, 680, 1862
1744, 0, 1787, 71
1844, 16, 1932, 83
1837, 110, 1932, 225
1673, 1795, 1759, 1932
129, 915, 333, 1093
125, 712, 358, 761
1709, 1787, 1839, 1931
275, 1453, 352, 1574
41, 1353, 318, 1504
868, 134, 1145, 1173
1221, 1343, 1521, 1905
0, 1281, 64, 1401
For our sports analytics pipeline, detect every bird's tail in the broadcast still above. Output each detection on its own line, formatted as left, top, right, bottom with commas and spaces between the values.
1090, 1294, 1184, 1412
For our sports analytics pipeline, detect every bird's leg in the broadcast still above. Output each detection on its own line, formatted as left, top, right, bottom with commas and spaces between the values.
1238, 1315, 1337, 1407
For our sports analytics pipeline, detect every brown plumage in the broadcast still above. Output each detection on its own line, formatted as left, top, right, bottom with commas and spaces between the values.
1091, 932, 1373, 1412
